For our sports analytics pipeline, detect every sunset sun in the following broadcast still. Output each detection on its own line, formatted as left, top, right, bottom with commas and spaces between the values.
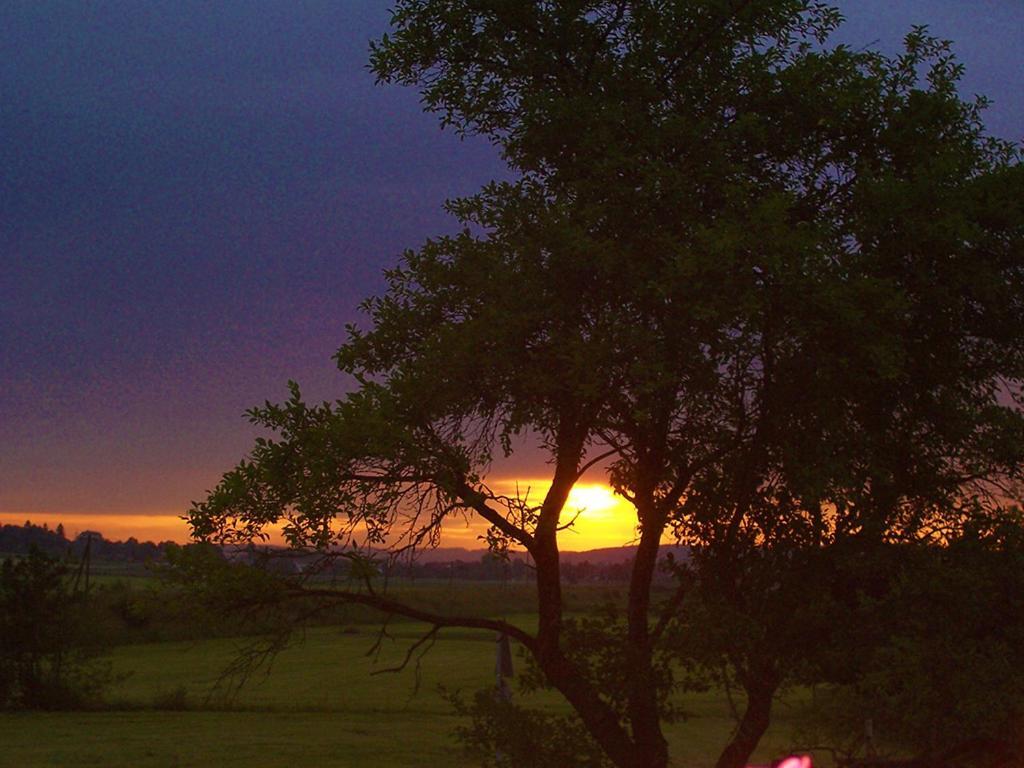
566, 484, 621, 519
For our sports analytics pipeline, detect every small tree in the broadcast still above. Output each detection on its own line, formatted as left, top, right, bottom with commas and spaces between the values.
187, 4, 1024, 767
0, 549, 110, 709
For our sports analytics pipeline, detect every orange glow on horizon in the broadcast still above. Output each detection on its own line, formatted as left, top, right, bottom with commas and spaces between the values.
0, 512, 190, 544
1, 479, 639, 552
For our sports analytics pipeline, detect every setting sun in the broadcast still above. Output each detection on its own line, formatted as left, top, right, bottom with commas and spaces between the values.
566, 484, 620, 518
481, 479, 639, 550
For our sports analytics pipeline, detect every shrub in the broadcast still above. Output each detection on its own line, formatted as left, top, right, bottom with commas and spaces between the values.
0, 548, 113, 709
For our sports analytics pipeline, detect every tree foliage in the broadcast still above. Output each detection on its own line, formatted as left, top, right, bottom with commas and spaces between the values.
0, 549, 112, 710
187, 3, 1024, 767
807, 512, 1024, 764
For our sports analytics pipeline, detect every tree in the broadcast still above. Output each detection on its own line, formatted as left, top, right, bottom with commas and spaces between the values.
187, 3, 1024, 767
801, 510, 1024, 766
0, 549, 111, 709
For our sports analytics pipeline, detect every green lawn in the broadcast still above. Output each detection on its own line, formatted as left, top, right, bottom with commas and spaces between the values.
0, 709, 472, 767
0, 624, 819, 767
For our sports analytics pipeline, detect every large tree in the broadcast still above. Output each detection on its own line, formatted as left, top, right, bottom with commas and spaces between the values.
187, 3, 1024, 767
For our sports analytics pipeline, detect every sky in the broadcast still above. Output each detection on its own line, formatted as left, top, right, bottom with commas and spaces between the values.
2, 1, 1022, 546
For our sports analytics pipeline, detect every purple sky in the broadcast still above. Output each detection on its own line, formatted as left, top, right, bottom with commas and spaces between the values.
2, 1, 1021, 538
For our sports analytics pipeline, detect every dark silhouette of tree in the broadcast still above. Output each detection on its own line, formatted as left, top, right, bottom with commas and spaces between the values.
0, 523, 165, 565
186, 3, 1024, 767
0, 549, 111, 709
803, 511, 1024, 766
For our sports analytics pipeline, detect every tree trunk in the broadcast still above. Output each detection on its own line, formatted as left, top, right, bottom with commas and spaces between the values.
714, 675, 777, 768
529, 433, 644, 768
539, 647, 643, 768
626, 501, 670, 768
531, 534, 642, 768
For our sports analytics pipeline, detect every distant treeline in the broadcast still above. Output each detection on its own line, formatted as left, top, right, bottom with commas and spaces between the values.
389, 555, 635, 583
234, 548, 681, 583
2, 521, 680, 583
382, 545, 688, 583
0, 521, 169, 563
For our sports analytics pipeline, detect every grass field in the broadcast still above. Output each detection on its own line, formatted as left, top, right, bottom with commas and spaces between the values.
0, 619, 819, 768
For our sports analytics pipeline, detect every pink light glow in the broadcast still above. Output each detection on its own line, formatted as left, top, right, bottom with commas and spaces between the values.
775, 757, 812, 768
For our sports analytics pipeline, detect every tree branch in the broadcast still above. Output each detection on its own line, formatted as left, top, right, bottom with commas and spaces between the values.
288, 585, 537, 652
454, 480, 536, 551
575, 447, 620, 482
370, 625, 441, 695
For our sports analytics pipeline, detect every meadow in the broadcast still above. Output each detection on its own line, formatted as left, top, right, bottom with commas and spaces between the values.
0, 579, 820, 767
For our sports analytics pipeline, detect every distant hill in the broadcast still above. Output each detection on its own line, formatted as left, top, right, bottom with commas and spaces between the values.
561, 545, 689, 566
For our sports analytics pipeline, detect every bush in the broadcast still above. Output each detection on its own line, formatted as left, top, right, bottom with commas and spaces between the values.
0, 548, 113, 709
447, 687, 612, 768
151, 685, 190, 710
804, 525, 1024, 764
